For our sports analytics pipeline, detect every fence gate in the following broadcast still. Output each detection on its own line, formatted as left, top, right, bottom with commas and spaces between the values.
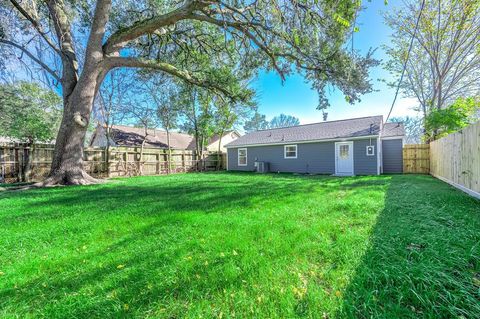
403, 144, 430, 174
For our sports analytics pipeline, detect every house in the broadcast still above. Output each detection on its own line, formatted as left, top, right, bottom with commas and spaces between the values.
206, 131, 241, 152
225, 115, 405, 175
89, 124, 240, 152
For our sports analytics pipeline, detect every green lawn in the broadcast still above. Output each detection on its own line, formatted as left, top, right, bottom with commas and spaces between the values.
0, 173, 479, 318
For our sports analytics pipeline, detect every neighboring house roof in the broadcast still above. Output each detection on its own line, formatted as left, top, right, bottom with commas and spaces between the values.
381, 122, 405, 138
90, 124, 239, 150
226, 116, 385, 147
102, 125, 196, 150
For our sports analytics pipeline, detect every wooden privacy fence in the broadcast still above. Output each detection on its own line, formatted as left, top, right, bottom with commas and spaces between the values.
0, 143, 226, 183
430, 121, 480, 199
403, 144, 430, 174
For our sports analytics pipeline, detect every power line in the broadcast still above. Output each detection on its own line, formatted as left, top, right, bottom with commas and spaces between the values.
385, 0, 426, 123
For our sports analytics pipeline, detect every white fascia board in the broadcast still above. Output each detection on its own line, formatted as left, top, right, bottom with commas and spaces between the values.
380, 136, 405, 140
225, 135, 379, 149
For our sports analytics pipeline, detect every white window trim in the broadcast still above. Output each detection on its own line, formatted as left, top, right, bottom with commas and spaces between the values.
366, 145, 375, 156
284, 144, 298, 159
238, 148, 247, 166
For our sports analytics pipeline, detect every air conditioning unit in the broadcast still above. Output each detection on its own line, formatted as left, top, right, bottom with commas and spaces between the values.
254, 161, 269, 173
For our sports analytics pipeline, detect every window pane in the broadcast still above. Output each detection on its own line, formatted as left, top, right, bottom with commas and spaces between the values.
285, 145, 297, 158
238, 149, 247, 165
340, 145, 349, 159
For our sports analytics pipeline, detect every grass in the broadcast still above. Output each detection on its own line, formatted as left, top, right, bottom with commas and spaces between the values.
0, 172, 479, 318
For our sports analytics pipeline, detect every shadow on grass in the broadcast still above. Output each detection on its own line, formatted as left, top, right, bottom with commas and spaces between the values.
340, 175, 480, 318
0, 173, 325, 317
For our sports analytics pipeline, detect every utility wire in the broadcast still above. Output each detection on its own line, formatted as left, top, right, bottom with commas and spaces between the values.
385, 0, 426, 123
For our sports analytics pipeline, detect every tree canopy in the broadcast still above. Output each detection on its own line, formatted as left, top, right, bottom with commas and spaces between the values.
384, 0, 480, 119
424, 96, 479, 140
269, 114, 301, 128
0, 81, 61, 144
0, 0, 378, 185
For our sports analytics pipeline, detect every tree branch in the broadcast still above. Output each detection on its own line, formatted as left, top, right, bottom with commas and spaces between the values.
84, 0, 112, 64
106, 56, 234, 98
46, 0, 79, 99
8, 0, 61, 55
190, 13, 286, 80
0, 39, 61, 81
103, 1, 204, 55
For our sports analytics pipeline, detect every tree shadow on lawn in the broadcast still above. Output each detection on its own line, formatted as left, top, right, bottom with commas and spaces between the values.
1, 174, 328, 317
339, 175, 480, 318
7, 174, 467, 317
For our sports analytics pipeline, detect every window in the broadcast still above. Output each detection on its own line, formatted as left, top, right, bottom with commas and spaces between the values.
366, 145, 375, 156
238, 148, 247, 166
284, 145, 297, 159
339, 144, 350, 159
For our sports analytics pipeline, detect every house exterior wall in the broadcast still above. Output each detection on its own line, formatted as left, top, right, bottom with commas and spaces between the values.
382, 139, 403, 173
227, 138, 378, 175
206, 132, 240, 152
353, 138, 379, 175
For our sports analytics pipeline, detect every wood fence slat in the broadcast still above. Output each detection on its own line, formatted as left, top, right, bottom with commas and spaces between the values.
403, 144, 430, 174
0, 143, 225, 183
430, 121, 480, 197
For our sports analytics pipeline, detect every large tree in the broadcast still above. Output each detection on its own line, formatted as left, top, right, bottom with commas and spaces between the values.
0, 81, 61, 181
389, 116, 423, 144
269, 114, 301, 128
243, 111, 269, 132
384, 0, 480, 121
1, 0, 377, 185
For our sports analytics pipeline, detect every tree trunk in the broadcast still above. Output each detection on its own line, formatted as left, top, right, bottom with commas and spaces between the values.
42, 68, 106, 186
216, 131, 224, 170
22, 141, 34, 182
105, 123, 112, 177
166, 128, 172, 174
139, 132, 148, 176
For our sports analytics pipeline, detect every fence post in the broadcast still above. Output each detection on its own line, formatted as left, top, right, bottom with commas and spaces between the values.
15, 147, 22, 182
124, 150, 128, 176
182, 151, 186, 172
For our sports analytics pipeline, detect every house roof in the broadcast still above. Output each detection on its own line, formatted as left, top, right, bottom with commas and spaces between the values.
97, 125, 238, 150
226, 115, 385, 147
208, 131, 240, 144
381, 122, 405, 138
108, 125, 196, 150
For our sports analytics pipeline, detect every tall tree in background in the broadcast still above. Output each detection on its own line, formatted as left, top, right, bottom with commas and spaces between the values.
424, 96, 479, 140
213, 96, 255, 168
0, 82, 61, 181
269, 114, 301, 128
243, 111, 269, 132
1, 0, 377, 185
385, 0, 480, 122
144, 76, 180, 174
124, 83, 159, 175
93, 69, 133, 174
389, 116, 424, 144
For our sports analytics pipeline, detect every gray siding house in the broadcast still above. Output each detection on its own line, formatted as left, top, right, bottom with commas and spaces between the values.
225, 116, 405, 175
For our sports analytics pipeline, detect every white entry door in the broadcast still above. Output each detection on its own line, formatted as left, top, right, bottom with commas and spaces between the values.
335, 142, 354, 175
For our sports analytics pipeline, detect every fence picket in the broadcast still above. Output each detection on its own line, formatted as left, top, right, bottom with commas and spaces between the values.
0, 143, 225, 183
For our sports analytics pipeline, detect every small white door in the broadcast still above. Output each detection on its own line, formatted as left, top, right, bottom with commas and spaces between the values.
335, 142, 354, 175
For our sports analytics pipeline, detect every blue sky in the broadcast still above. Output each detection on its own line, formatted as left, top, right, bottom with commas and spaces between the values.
252, 0, 420, 124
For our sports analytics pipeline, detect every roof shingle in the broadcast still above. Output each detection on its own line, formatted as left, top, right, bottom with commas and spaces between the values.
381, 122, 405, 138
226, 116, 385, 147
